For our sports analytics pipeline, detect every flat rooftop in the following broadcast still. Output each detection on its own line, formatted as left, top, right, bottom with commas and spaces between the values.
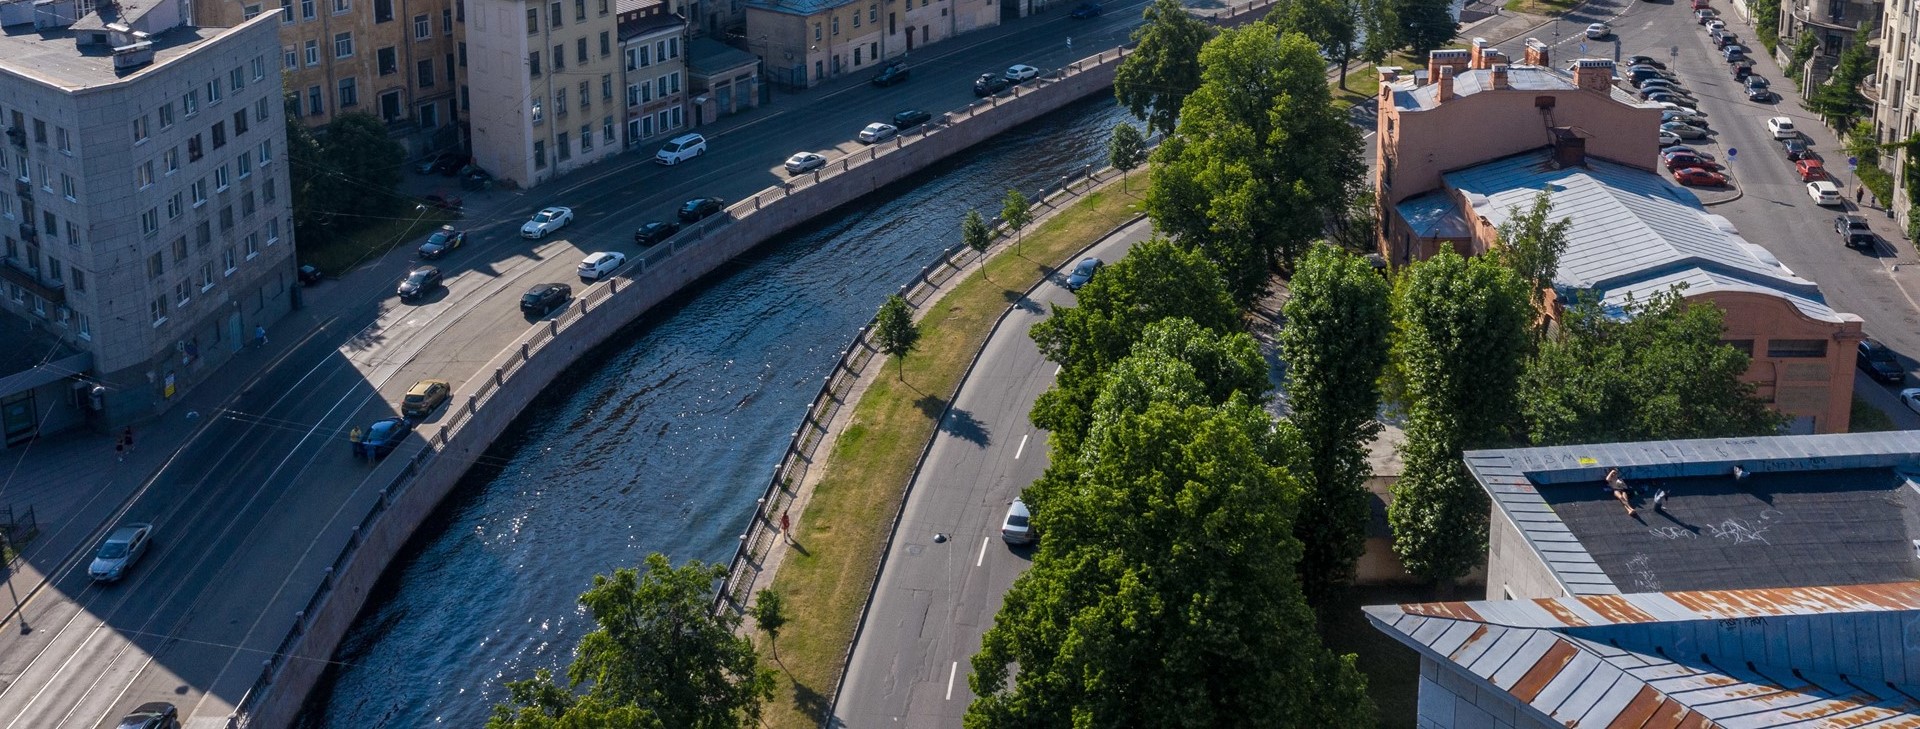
0, 20, 229, 91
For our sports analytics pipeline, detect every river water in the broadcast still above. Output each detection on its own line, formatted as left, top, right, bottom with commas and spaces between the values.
298, 93, 1135, 728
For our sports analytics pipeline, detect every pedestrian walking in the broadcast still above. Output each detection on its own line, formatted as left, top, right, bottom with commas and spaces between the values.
114, 441, 124, 462
121, 426, 134, 453
780, 511, 792, 543
349, 426, 364, 459
253, 325, 268, 348
1066, 36, 1072, 50
1857, 186, 1865, 204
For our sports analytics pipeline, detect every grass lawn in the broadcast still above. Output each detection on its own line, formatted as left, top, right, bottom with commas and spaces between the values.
298, 208, 458, 276
756, 173, 1150, 729
1333, 53, 1422, 107
1503, 0, 1581, 14
1851, 394, 1899, 432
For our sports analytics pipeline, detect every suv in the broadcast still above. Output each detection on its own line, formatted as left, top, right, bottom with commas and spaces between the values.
654, 133, 707, 165
973, 72, 1012, 96
1837, 214, 1874, 249
892, 109, 933, 130
1859, 339, 1906, 383
871, 59, 910, 86
402, 379, 451, 418
521, 282, 572, 315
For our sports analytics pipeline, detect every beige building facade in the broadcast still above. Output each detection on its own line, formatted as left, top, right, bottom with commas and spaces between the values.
619, 0, 690, 146
744, 0, 995, 89
467, 0, 624, 187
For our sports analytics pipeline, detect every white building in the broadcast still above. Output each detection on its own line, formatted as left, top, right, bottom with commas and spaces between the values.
467, 0, 625, 188
0, 0, 295, 429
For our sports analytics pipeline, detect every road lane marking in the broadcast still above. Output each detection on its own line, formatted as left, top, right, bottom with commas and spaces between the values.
1014, 434, 1029, 460
946, 661, 958, 700
1053, 364, 1061, 376
977, 536, 990, 567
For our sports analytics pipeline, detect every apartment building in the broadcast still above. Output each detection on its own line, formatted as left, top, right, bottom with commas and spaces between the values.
744, 0, 996, 89
0, 6, 296, 429
467, 0, 623, 187
618, 0, 690, 146
1777, 0, 1882, 86
1870, 0, 1917, 223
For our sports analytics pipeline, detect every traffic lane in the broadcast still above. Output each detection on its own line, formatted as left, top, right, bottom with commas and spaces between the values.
1857, 370, 1920, 428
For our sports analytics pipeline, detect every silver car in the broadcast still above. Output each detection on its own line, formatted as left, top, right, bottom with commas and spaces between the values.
89, 523, 153, 582
1001, 499, 1035, 544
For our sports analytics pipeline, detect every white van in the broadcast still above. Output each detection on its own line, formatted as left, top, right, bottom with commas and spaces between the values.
654, 133, 707, 165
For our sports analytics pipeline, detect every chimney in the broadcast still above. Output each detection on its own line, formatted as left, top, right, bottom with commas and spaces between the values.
1483, 49, 1508, 68
1378, 66, 1400, 83
1436, 65, 1455, 103
1470, 37, 1489, 69
1549, 127, 1585, 168
1572, 58, 1616, 92
1524, 37, 1550, 67
1491, 63, 1510, 90
1425, 49, 1472, 84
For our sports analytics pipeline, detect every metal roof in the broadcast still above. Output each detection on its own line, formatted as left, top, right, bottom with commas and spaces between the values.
1395, 191, 1471, 238
1366, 582, 1920, 728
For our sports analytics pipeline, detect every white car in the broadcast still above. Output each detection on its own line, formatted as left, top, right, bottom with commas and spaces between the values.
653, 132, 707, 165
1001, 498, 1035, 544
858, 122, 898, 144
1706, 19, 1726, 32
1658, 102, 1703, 116
1585, 22, 1610, 38
1807, 180, 1843, 206
784, 151, 826, 174
1901, 388, 1920, 415
577, 251, 627, 281
1005, 64, 1040, 83
520, 206, 573, 239
1766, 116, 1798, 139
89, 523, 153, 582
1659, 130, 1682, 146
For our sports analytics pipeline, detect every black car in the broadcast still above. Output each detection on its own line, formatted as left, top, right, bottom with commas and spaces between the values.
1837, 214, 1875, 249
1732, 63, 1754, 80
871, 59, 910, 87
1858, 339, 1905, 383
360, 416, 414, 459
1065, 257, 1103, 290
1069, 1, 1102, 17
115, 702, 178, 729
973, 72, 1013, 96
396, 265, 442, 302
1782, 137, 1813, 160
521, 282, 573, 315
417, 152, 464, 175
634, 220, 681, 245
679, 196, 725, 222
1747, 87, 1776, 102
417, 225, 465, 259
1625, 55, 1667, 69
298, 264, 323, 286
892, 109, 933, 130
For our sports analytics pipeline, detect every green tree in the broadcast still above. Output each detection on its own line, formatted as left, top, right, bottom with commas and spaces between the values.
1327, 189, 1381, 254
1148, 24, 1365, 304
874, 294, 920, 379
1279, 246, 1392, 606
1521, 291, 1783, 445
961, 209, 992, 262
1392, 0, 1456, 58
320, 112, 407, 224
284, 93, 333, 244
1115, 0, 1219, 136
486, 554, 773, 729
1752, 0, 1780, 51
1809, 22, 1877, 129
968, 398, 1373, 727
1387, 253, 1531, 586
1029, 240, 1241, 454
1277, 0, 1359, 87
1846, 120, 1895, 203
1492, 190, 1573, 329
750, 588, 788, 661
1359, 0, 1400, 64
1108, 122, 1148, 190
1787, 32, 1819, 81
999, 188, 1032, 250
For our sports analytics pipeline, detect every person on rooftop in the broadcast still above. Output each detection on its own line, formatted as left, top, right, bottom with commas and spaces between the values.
1606, 468, 1637, 517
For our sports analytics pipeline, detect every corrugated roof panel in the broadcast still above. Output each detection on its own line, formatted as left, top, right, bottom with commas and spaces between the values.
1403, 601, 1485, 621
1552, 663, 1628, 725
1583, 668, 1656, 727
1469, 628, 1540, 679
1450, 625, 1501, 665
1510, 638, 1581, 702
1492, 631, 1565, 690
1583, 594, 1660, 624
1609, 687, 1673, 729
1533, 650, 1605, 716
1536, 597, 1593, 627
1410, 615, 1454, 646
1428, 619, 1482, 658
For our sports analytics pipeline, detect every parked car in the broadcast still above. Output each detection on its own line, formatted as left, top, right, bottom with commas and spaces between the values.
973, 72, 1013, 96
654, 133, 707, 165
1585, 22, 1610, 38
1645, 91, 1693, 107
1767, 116, 1799, 139
892, 108, 933, 130
1732, 63, 1754, 80
520, 206, 574, 238
521, 282, 573, 315
397, 265, 443, 302
679, 196, 725, 222
1659, 130, 1684, 147
1662, 110, 1707, 126
1795, 158, 1828, 181
401, 379, 452, 418
1858, 339, 1904, 382
1745, 76, 1771, 92
1664, 153, 1720, 171
1694, 8, 1718, 23
1837, 214, 1876, 249
578, 251, 627, 281
1661, 146, 1713, 160
1722, 46, 1748, 62
1001, 498, 1035, 544
1069, 1, 1102, 17
298, 264, 323, 286
870, 59, 910, 86
417, 152, 464, 175
1747, 86, 1777, 102
1065, 257, 1102, 290
114, 701, 178, 729
858, 122, 898, 144
1638, 79, 1688, 94
1661, 121, 1709, 139
1807, 180, 1844, 206
1713, 33, 1740, 48
89, 523, 153, 582
784, 151, 826, 175
1782, 137, 1814, 159
1006, 64, 1041, 83
360, 416, 413, 458
1705, 19, 1726, 32
416, 224, 465, 259
461, 167, 494, 191
422, 193, 464, 211
633, 220, 680, 245
1900, 387, 1920, 415
1673, 167, 1727, 187
1626, 55, 1667, 68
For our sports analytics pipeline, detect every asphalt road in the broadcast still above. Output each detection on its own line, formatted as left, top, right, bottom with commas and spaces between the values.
0, 4, 1185, 726
831, 217, 1152, 727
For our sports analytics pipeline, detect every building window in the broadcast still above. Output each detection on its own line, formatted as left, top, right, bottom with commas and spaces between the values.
192, 177, 208, 205
187, 134, 203, 161
549, 0, 561, 26
832, 16, 838, 34
267, 217, 280, 243
603, 116, 613, 142
1766, 339, 1828, 358
167, 193, 182, 220
224, 246, 237, 274
334, 31, 354, 58
418, 102, 439, 128
418, 58, 435, 87
577, 37, 587, 64
443, 8, 453, 33
553, 43, 565, 69
259, 140, 273, 166
233, 110, 249, 136
533, 140, 546, 168
132, 115, 149, 143
555, 90, 566, 115
183, 90, 199, 117
530, 99, 543, 123
574, 0, 584, 19
332, 0, 346, 12
853, 10, 859, 27
599, 31, 609, 57
814, 22, 821, 40
627, 84, 639, 106
256, 97, 271, 123
305, 39, 319, 66
150, 296, 168, 326
580, 123, 593, 151
211, 121, 226, 148
446, 53, 455, 83
137, 161, 154, 189
245, 232, 259, 259
197, 220, 211, 248
414, 13, 429, 38
459, 42, 467, 66
263, 177, 277, 203
301, 0, 314, 19
527, 6, 538, 33
579, 80, 590, 109
378, 46, 397, 75
602, 74, 612, 100
598, 0, 606, 13
200, 262, 214, 290
285, 46, 298, 69
375, 0, 392, 20
529, 51, 542, 77
215, 163, 230, 191
230, 67, 246, 93
252, 55, 266, 80
60, 174, 74, 200
280, 0, 293, 22
307, 86, 324, 116
338, 77, 358, 107
557, 131, 571, 161
379, 90, 403, 122
869, 4, 875, 20
173, 236, 188, 262
141, 208, 159, 236
238, 152, 252, 179
72, 269, 84, 292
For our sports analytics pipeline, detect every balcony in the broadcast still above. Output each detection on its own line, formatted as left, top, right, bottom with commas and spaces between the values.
1793, 6, 1870, 33
1863, 76, 1882, 102
0, 258, 65, 305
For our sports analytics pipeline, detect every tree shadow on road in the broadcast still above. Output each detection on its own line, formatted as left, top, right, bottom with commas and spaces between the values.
941, 408, 992, 447
915, 394, 948, 420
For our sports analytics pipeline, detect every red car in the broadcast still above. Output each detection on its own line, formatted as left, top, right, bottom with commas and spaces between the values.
1795, 158, 1827, 181
1674, 168, 1727, 187
1664, 154, 1721, 172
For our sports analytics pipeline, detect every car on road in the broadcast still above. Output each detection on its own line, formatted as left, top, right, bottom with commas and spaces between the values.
89, 523, 153, 582
520, 206, 574, 238
1900, 387, 1920, 415
1005, 64, 1040, 83
1705, 19, 1726, 32
1695, 8, 1717, 22
422, 192, 464, 211
634, 220, 680, 245
1807, 180, 1844, 206
114, 701, 178, 729
784, 152, 827, 174
1732, 63, 1754, 80
1782, 137, 1814, 159
416, 224, 465, 259
1659, 130, 1684, 147
1065, 257, 1102, 290
521, 282, 573, 315
892, 108, 933, 130
1767, 116, 1799, 139
654, 132, 707, 165
361, 416, 413, 459
1001, 498, 1035, 544
1662, 110, 1707, 126
1661, 121, 1709, 139
679, 196, 725, 222
973, 71, 1013, 96
1069, 1, 1102, 17
1662, 146, 1713, 160
396, 265, 443, 302
858, 122, 898, 144
417, 152, 464, 175
1837, 214, 1876, 249
1585, 22, 1610, 38
1673, 167, 1727, 187
1747, 85, 1776, 102
1664, 153, 1720, 171
1713, 33, 1739, 48
1795, 158, 1827, 181
578, 251, 627, 281
298, 264, 323, 286
870, 59, 910, 86
1723, 46, 1748, 62
1627, 55, 1667, 68
1859, 339, 1904, 383
402, 379, 452, 418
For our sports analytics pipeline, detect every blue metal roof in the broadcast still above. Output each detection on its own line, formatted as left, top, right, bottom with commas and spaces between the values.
1395, 191, 1471, 238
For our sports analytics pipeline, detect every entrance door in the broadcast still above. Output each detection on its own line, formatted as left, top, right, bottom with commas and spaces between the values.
226, 311, 243, 352
906, 26, 915, 50
1, 392, 34, 446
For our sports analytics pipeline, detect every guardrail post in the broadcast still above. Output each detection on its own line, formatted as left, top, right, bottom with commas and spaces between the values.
754, 196, 761, 210
494, 367, 504, 386
552, 317, 561, 335
467, 397, 477, 414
